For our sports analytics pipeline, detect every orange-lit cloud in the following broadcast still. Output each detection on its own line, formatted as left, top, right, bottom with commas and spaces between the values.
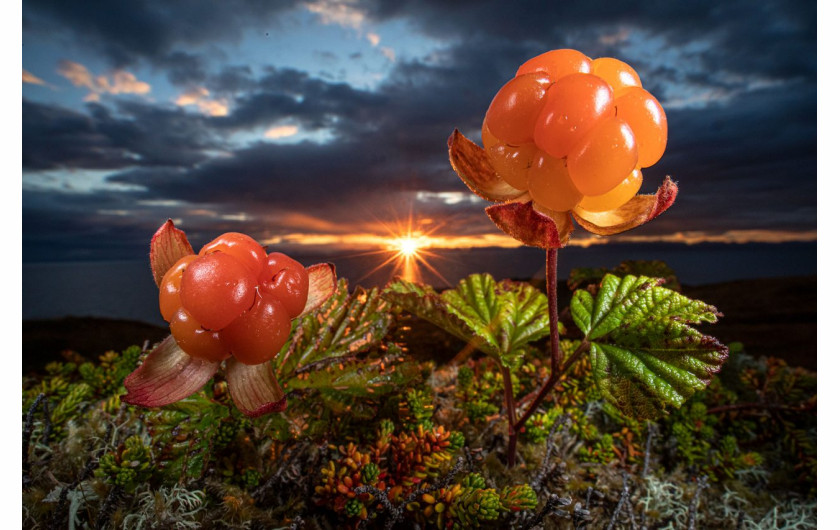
174, 87, 229, 116
305, 0, 366, 29
57, 60, 150, 100
264, 125, 299, 138
366, 32, 381, 46
23, 69, 47, 86
599, 27, 630, 46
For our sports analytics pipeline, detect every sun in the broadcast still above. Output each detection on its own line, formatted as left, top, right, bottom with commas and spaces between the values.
344, 204, 453, 286
396, 236, 421, 257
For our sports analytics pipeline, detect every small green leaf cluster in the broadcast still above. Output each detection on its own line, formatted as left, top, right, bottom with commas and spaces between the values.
403, 388, 435, 430
455, 362, 504, 423
23, 346, 142, 441
78, 346, 143, 396
656, 346, 813, 488
404, 476, 536, 529
96, 435, 153, 491
144, 394, 232, 481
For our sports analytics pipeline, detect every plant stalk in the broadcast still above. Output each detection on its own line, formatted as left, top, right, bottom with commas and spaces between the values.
502, 248, 591, 465
512, 249, 565, 433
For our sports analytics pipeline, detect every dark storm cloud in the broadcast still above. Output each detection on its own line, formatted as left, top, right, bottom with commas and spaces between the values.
214, 67, 388, 132
360, 0, 815, 98
22, 188, 156, 261
161, 51, 208, 87
207, 66, 256, 95
23, 99, 136, 170
23, 0, 301, 67
107, 136, 431, 211
23, 99, 219, 170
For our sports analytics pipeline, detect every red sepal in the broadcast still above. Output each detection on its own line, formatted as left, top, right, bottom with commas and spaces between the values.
150, 219, 194, 286
300, 263, 338, 317
572, 177, 678, 236
224, 358, 287, 417
121, 336, 218, 408
485, 200, 574, 249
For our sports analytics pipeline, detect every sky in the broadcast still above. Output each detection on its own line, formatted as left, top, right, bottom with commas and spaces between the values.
21, 0, 816, 265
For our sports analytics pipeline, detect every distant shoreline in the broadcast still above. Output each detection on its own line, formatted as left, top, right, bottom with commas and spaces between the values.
23, 274, 816, 374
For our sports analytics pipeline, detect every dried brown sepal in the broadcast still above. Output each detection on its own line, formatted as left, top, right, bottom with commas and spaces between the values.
448, 129, 528, 202
485, 198, 573, 249
224, 358, 287, 417
300, 262, 338, 317
121, 336, 218, 408
150, 219, 195, 286
572, 176, 678, 236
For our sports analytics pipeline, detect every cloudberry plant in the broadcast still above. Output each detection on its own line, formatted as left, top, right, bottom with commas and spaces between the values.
443, 49, 695, 466
123, 220, 337, 418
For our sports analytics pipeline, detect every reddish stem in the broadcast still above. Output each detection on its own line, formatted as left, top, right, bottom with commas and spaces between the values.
502, 248, 591, 465
511, 249, 562, 435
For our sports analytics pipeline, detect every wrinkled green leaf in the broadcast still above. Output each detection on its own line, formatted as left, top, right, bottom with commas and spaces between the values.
270, 280, 414, 431
286, 350, 419, 407
383, 273, 554, 367
572, 273, 727, 419
276, 279, 393, 377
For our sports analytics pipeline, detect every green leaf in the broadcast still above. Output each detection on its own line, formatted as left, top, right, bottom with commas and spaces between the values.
284, 349, 419, 396
383, 273, 554, 367
270, 280, 416, 431
571, 273, 728, 419
276, 278, 393, 376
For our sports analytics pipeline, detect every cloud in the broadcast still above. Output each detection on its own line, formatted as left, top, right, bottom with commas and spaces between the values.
23, 98, 219, 170
174, 86, 229, 116
305, 0, 367, 29
366, 32, 380, 46
264, 125, 299, 138
212, 67, 387, 133
24, 0, 300, 67
380, 46, 395, 62
57, 60, 151, 100
23, 69, 48, 86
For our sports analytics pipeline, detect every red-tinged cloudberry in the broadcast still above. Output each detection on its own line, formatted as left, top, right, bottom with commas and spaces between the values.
200, 232, 268, 278
260, 252, 309, 318
159, 231, 312, 363
180, 252, 257, 331
158, 254, 197, 322
221, 292, 292, 365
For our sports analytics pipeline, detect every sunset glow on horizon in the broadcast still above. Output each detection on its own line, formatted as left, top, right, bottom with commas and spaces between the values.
258, 226, 817, 253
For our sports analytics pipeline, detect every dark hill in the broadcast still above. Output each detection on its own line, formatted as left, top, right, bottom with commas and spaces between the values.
22, 275, 816, 374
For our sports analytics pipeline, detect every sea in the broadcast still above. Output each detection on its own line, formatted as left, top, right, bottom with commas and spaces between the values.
23, 242, 816, 326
